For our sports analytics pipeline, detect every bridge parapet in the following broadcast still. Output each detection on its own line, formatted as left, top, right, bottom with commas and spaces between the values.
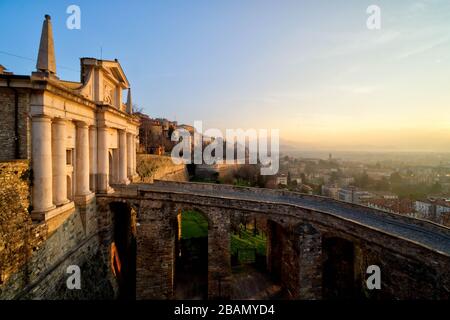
138, 180, 450, 240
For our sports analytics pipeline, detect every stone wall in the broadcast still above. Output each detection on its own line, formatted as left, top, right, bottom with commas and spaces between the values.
204, 207, 232, 300
0, 88, 31, 161
0, 160, 117, 299
129, 182, 450, 300
353, 238, 450, 300
0, 160, 43, 293
136, 154, 188, 183
131, 199, 176, 299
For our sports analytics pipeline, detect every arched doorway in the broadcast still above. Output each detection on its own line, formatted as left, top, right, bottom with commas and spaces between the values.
110, 202, 136, 300
228, 216, 287, 299
174, 209, 208, 299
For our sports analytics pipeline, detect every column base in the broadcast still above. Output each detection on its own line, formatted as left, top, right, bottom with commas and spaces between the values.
95, 186, 115, 194
118, 178, 130, 185
31, 202, 74, 221
129, 174, 140, 183
54, 198, 71, 207
96, 186, 115, 195
74, 192, 95, 205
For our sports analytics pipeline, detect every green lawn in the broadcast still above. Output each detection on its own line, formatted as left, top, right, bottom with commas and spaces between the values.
231, 228, 266, 262
181, 211, 267, 263
181, 210, 208, 239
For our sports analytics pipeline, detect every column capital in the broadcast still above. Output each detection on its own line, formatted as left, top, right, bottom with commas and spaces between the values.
52, 117, 67, 125
97, 124, 110, 130
75, 121, 89, 128
32, 114, 52, 122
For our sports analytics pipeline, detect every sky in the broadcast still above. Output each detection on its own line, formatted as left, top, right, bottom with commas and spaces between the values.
1, 0, 449, 152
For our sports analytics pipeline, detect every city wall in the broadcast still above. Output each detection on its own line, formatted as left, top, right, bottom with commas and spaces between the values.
0, 160, 117, 299
136, 154, 188, 182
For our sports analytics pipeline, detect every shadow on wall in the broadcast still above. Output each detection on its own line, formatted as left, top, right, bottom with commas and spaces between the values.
110, 202, 137, 300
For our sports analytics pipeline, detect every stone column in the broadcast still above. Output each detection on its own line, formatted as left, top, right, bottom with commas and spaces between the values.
51, 118, 68, 206
132, 134, 137, 176
32, 115, 55, 213
296, 223, 322, 300
89, 126, 97, 192
118, 129, 129, 184
97, 126, 110, 193
130, 134, 136, 177
127, 132, 133, 178
75, 122, 91, 200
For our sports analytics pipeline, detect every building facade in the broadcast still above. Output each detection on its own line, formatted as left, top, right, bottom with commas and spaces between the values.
0, 15, 139, 221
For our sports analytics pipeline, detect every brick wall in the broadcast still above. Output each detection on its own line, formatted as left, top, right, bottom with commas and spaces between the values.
0, 88, 30, 161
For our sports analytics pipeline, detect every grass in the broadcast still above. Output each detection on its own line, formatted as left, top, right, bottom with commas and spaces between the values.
231, 227, 266, 262
190, 176, 220, 184
181, 211, 267, 263
181, 210, 208, 239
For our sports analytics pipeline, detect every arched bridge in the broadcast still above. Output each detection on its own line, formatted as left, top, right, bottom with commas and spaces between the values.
97, 180, 450, 300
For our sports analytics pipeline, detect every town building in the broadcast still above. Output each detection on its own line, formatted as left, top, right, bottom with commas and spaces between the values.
321, 184, 339, 200
276, 174, 288, 186
137, 113, 165, 154
367, 198, 413, 216
338, 187, 372, 204
414, 197, 450, 226
414, 200, 436, 216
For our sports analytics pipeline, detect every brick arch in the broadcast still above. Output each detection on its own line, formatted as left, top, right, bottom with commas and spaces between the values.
173, 205, 209, 299
173, 203, 213, 229
109, 201, 137, 300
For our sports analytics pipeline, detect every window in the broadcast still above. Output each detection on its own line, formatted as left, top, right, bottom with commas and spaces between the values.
66, 149, 73, 165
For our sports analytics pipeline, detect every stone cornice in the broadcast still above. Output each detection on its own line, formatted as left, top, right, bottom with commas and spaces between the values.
31, 77, 96, 109
97, 103, 140, 125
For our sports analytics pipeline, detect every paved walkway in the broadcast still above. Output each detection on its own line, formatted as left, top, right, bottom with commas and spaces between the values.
231, 265, 285, 300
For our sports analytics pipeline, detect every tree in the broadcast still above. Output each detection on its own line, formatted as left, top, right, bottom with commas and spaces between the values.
390, 172, 403, 184
355, 171, 370, 188
300, 173, 307, 183
430, 182, 442, 194
133, 103, 143, 113
374, 177, 390, 191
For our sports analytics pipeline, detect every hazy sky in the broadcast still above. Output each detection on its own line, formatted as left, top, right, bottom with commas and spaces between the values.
1, 0, 449, 152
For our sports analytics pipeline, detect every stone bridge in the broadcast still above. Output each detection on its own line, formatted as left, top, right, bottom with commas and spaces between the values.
97, 180, 450, 300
